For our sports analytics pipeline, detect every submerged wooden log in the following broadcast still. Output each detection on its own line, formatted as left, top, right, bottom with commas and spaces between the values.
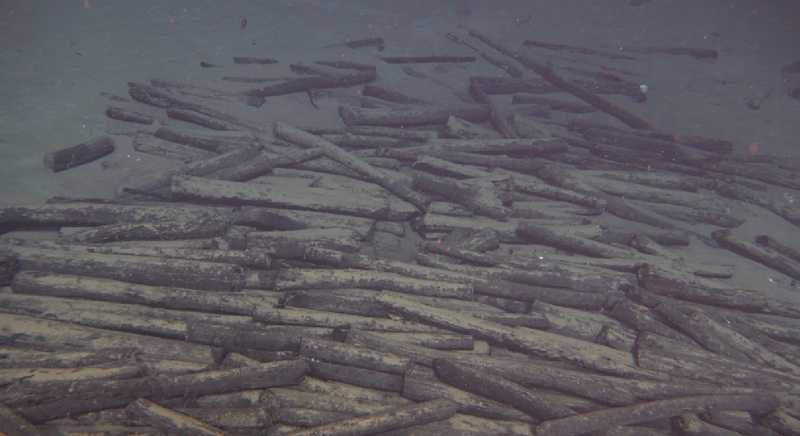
43, 135, 115, 173
281, 398, 458, 436
127, 398, 234, 436
533, 393, 780, 436
339, 104, 490, 127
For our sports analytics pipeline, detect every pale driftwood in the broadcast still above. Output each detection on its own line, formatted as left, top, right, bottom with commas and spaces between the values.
375, 292, 656, 379
532, 393, 779, 436
279, 398, 458, 436
274, 122, 431, 211
115, 143, 262, 196
433, 358, 576, 421
299, 336, 413, 375
713, 230, 800, 282
127, 398, 234, 436
12, 271, 275, 316
8, 245, 245, 292
172, 175, 412, 220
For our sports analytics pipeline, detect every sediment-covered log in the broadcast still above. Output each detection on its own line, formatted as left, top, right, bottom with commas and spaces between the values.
43, 135, 116, 173
534, 393, 779, 436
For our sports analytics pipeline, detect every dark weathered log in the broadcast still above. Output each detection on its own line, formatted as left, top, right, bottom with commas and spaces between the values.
637, 263, 767, 311
0, 402, 44, 436
267, 268, 472, 299
166, 108, 239, 131
756, 234, 800, 263
413, 173, 512, 221
617, 45, 718, 59
469, 30, 653, 130
433, 358, 575, 420
713, 230, 800, 282
105, 106, 155, 125
0, 347, 135, 369
232, 56, 279, 64
12, 271, 272, 315
0, 313, 217, 364
375, 292, 654, 379
533, 394, 779, 436
0, 203, 228, 228
171, 175, 409, 220
116, 143, 262, 196
516, 222, 640, 259
322, 37, 385, 51
127, 398, 234, 436
253, 305, 445, 333
381, 56, 476, 64
757, 409, 800, 436
248, 228, 362, 258
671, 412, 745, 436
307, 359, 403, 392
446, 33, 524, 78
9, 246, 245, 292
245, 69, 377, 98
634, 333, 796, 390
279, 398, 458, 436
403, 364, 537, 423
42, 135, 115, 173
299, 336, 413, 374
339, 104, 490, 127
274, 122, 430, 211
154, 127, 258, 153
700, 410, 784, 436
651, 299, 800, 374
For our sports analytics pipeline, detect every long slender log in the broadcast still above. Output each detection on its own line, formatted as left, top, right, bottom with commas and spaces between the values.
8, 246, 245, 292
469, 30, 654, 130
403, 365, 537, 423
281, 398, 458, 436
713, 230, 800, 282
533, 393, 780, 436
0, 313, 218, 364
127, 398, 234, 436
375, 292, 658, 379
433, 358, 575, 421
299, 336, 413, 374
12, 271, 273, 316
274, 122, 430, 211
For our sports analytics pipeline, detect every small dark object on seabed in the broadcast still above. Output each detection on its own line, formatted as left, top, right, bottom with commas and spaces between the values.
381, 56, 476, 64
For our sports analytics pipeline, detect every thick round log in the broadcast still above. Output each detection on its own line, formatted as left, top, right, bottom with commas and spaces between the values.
280, 398, 458, 436
127, 398, 233, 436
9, 246, 245, 292
338, 104, 490, 127
43, 135, 115, 173
533, 394, 780, 436
433, 358, 575, 421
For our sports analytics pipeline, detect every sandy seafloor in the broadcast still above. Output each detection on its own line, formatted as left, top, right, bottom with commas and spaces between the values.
1, 0, 799, 304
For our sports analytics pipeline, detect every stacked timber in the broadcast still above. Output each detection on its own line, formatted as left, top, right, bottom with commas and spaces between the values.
1, 29, 800, 436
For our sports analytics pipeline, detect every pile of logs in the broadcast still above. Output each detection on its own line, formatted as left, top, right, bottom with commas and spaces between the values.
1, 29, 800, 436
